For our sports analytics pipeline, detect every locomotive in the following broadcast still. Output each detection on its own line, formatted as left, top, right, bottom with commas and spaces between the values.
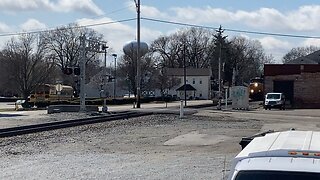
249, 77, 264, 101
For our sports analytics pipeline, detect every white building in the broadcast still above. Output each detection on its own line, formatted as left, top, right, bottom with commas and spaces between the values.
166, 68, 211, 100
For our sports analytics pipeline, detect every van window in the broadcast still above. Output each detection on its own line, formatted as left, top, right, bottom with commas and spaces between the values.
235, 170, 320, 180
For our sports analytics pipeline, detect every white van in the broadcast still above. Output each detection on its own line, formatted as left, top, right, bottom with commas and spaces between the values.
264, 92, 285, 110
227, 130, 320, 180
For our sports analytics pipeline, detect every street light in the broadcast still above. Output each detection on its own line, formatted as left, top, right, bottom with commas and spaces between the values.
112, 54, 117, 99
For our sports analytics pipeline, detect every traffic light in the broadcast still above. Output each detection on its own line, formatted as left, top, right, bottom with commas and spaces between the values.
63, 67, 73, 75
74, 67, 80, 75
108, 76, 114, 82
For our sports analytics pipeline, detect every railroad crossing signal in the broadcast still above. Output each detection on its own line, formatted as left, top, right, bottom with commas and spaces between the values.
63, 67, 80, 75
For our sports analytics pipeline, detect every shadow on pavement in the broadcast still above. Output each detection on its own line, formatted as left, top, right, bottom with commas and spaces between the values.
0, 114, 25, 117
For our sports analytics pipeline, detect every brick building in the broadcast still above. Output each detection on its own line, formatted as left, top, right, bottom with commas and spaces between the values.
264, 64, 320, 108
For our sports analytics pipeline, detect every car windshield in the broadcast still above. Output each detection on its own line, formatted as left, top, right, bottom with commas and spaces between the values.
235, 170, 320, 180
267, 94, 280, 99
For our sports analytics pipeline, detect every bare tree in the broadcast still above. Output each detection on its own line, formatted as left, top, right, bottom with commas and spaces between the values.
1, 33, 55, 98
0, 52, 17, 96
149, 27, 273, 90
117, 55, 136, 95
185, 28, 212, 68
150, 28, 212, 69
153, 68, 180, 97
151, 35, 181, 68
117, 52, 158, 96
282, 45, 320, 63
227, 36, 273, 85
41, 24, 104, 85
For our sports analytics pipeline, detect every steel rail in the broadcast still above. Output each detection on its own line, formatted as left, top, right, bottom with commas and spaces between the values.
0, 111, 153, 138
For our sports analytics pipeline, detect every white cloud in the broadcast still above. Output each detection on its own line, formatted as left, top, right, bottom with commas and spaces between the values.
301, 39, 320, 47
125, 2, 320, 35
0, 0, 103, 15
163, 5, 320, 33
258, 36, 291, 51
0, 22, 12, 49
0, 0, 40, 11
140, 27, 163, 43
0, 22, 11, 33
257, 36, 292, 62
141, 5, 169, 19
171, 6, 233, 24
286, 6, 320, 31
234, 8, 286, 30
55, 0, 104, 15
126, 1, 168, 19
77, 17, 162, 55
20, 19, 47, 31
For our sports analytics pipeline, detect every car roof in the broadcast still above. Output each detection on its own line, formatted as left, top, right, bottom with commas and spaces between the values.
266, 92, 282, 95
235, 131, 320, 160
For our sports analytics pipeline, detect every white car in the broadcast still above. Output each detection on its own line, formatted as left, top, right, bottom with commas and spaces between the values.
227, 130, 320, 179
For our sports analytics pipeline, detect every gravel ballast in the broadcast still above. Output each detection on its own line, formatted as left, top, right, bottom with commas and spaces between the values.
0, 114, 262, 180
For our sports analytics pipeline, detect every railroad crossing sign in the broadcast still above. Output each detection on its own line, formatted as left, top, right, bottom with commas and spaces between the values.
56, 84, 62, 94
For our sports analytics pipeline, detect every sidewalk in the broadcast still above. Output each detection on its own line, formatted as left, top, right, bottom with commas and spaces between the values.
0, 100, 213, 129
106, 100, 214, 112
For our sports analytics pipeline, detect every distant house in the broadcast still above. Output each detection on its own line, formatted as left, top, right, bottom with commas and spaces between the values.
264, 50, 320, 108
166, 68, 211, 100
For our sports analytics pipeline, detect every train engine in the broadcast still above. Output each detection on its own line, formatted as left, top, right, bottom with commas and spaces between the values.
249, 77, 264, 101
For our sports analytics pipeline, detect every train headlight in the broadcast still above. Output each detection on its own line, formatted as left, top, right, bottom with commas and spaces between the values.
254, 83, 258, 87
250, 89, 254, 93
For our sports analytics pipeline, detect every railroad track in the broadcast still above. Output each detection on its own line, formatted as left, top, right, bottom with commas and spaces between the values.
0, 111, 153, 138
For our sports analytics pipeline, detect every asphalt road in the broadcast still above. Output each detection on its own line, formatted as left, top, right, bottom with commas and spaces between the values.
196, 108, 320, 132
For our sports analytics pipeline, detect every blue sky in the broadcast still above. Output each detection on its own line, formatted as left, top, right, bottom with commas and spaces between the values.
1, 0, 320, 63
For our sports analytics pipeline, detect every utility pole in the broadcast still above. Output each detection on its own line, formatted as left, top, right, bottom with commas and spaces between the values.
216, 25, 226, 110
135, 0, 141, 108
218, 38, 222, 110
79, 35, 86, 112
183, 44, 187, 107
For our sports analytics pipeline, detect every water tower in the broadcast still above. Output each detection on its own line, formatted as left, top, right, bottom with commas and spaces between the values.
123, 41, 148, 108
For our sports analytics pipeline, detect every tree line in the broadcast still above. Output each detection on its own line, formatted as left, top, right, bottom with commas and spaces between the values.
0, 24, 104, 98
0, 24, 317, 98
117, 27, 275, 97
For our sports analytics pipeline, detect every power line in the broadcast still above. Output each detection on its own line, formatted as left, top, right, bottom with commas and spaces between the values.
78, 18, 136, 29
81, 4, 135, 20
0, 18, 137, 37
142, 17, 218, 30
141, 17, 320, 39
224, 28, 320, 39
